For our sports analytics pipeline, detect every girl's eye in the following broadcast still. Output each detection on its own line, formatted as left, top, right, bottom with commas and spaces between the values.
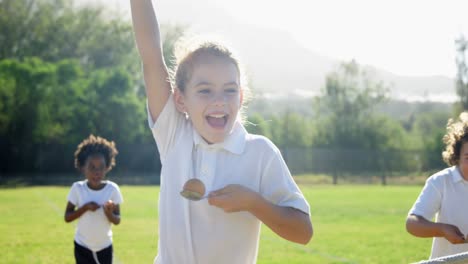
225, 88, 238, 94
198, 89, 211, 94
88, 165, 105, 172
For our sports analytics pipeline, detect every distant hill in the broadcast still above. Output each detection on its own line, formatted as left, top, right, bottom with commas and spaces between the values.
373, 70, 456, 102
90, 0, 458, 102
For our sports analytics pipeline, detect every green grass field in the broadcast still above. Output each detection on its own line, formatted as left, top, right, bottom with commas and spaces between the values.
0, 184, 432, 263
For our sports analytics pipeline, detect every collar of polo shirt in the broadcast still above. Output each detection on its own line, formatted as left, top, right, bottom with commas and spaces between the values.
192, 121, 246, 155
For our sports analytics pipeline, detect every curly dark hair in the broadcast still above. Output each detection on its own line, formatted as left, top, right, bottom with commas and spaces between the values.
442, 112, 468, 166
74, 134, 118, 171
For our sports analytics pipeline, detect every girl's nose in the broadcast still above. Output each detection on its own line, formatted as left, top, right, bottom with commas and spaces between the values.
212, 93, 227, 106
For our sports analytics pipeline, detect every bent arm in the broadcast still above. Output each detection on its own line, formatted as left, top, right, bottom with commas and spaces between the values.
406, 214, 465, 244
406, 214, 445, 237
209, 184, 313, 244
104, 204, 121, 225
250, 195, 313, 245
64, 201, 89, 223
130, 0, 171, 122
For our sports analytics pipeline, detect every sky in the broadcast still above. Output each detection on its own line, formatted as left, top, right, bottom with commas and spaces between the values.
220, 0, 468, 78
105, 0, 468, 78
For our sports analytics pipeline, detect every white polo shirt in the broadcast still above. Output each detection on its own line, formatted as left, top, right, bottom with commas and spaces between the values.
150, 95, 310, 264
67, 180, 123, 251
408, 166, 468, 259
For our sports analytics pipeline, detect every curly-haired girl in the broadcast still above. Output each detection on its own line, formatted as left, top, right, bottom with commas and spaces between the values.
407, 112, 468, 259
64, 134, 123, 264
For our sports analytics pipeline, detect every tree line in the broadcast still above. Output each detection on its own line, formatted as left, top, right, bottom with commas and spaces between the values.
1, 0, 466, 181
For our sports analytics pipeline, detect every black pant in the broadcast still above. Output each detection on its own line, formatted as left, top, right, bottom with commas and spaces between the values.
74, 241, 113, 264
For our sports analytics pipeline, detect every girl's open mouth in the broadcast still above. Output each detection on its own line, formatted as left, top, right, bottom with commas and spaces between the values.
206, 114, 228, 128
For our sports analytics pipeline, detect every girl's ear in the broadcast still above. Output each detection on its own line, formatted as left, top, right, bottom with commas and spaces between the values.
174, 88, 186, 113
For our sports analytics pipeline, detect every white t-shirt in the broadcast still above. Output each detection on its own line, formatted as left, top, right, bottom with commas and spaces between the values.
408, 166, 468, 259
150, 95, 310, 264
67, 180, 123, 252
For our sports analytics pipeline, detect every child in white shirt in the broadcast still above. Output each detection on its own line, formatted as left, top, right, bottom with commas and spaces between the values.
64, 134, 123, 264
130, 1, 313, 263
407, 112, 468, 259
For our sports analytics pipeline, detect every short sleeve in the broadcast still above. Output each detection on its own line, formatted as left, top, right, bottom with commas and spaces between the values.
408, 176, 442, 221
260, 148, 310, 215
67, 183, 79, 206
147, 95, 185, 162
111, 184, 123, 205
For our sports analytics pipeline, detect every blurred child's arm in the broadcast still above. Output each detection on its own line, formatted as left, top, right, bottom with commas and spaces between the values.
64, 201, 100, 223
208, 185, 313, 245
406, 214, 466, 244
103, 202, 121, 225
130, 0, 171, 123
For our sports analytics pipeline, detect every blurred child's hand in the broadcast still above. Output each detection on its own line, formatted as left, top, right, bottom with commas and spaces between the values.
103, 200, 115, 213
85, 202, 100, 212
441, 223, 466, 244
208, 184, 260, 213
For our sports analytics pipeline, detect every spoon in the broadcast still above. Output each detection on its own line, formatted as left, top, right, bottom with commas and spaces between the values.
180, 178, 207, 201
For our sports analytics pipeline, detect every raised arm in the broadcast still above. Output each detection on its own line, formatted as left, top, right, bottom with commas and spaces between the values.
130, 0, 171, 122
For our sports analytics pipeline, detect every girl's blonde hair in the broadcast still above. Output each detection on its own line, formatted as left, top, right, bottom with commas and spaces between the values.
169, 35, 251, 122
442, 112, 468, 166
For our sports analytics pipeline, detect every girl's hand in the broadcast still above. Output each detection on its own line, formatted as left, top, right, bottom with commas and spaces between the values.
85, 202, 100, 212
441, 223, 466, 244
103, 200, 115, 214
103, 200, 121, 225
208, 184, 260, 213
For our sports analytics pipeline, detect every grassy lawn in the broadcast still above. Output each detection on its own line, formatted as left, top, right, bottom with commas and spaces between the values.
0, 184, 431, 263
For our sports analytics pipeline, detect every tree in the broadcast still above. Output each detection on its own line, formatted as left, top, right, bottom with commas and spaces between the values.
0, 0, 139, 73
0, 58, 149, 173
411, 111, 450, 171
314, 60, 390, 149
313, 60, 401, 184
245, 113, 272, 139
0, 0, 187, 174
0, 58, 73, 172
85, 67, 146, 145
455, 35, 468, 111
